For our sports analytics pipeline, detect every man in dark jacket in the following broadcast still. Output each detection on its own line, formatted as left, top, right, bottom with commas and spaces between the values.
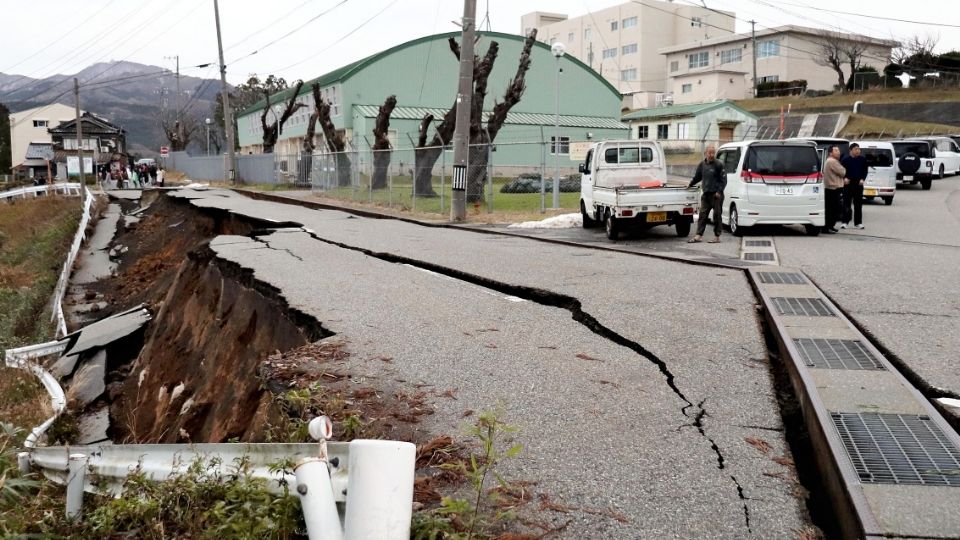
687, 145, 726, 243
840, 143, 868, 229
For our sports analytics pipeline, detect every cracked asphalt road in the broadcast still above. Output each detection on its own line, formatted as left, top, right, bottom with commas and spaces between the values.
173, 189, 808, 537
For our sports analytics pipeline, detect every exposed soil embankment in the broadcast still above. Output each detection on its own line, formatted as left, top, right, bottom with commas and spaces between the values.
87, 194, 328, 443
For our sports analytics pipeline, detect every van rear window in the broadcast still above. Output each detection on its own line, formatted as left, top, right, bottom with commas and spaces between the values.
892, 142, 931, 158
861, 148, 893, 167
604, 147, 654, 164
745, 146, 820, 176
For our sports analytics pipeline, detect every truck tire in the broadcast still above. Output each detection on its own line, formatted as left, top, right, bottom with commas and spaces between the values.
921, 177, 932, 190
730, 204, 746, 237
605, 213, 619, 240
938, 164, 946, 179
805, 224, 821, 236
581, 201, 597, 228
675, 218, 691, 237
882, 196, 894, 206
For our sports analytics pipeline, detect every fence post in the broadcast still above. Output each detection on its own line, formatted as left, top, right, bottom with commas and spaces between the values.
440, 141, 446, 214
487, 138, 493, 214
17, 451, 30, 474
66, 453, 88, 519
295, 458, 344, 540
343, 440, 416, 540
539, 126, 546, 214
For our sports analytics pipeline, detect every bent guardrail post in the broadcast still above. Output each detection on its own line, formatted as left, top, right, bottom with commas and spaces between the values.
296, 416, 344, 540
343, 439, 416, 540
18, 452, 30, 474
66, 453, 88, 519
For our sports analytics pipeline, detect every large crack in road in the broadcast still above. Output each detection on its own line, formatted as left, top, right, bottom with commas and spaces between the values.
249, 225, 755, 532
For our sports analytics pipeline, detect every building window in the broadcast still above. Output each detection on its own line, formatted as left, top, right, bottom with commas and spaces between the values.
657, 124, 669, 140
550, 136, 570, 155
602, 48, 617, 59
637, 125, 649, 139
688, 51, 709, 69
621, 68, 637, 81
33, 120, 48, 127
691, 16, 703, 27
622, 43, 638, 55
670, 60, 679, 72
611, 21, 618, 31
757, 39, 780, 58
720, 48, 742, 64
584, 28, 592, 40
681, 83, 693, 93
677, 123, 689, 139
568, 32, 574, 43
622, 16, 637, 28
759, 75, 779, 83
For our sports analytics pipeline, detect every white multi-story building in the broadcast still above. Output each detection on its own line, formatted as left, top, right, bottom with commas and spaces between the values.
659, 25, 898, 105
521, 1, 735, 109
8, 103, 79, 172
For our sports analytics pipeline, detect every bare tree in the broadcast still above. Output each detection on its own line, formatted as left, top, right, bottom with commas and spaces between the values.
311, 82, 351, 187
261, 80, 306, 153
843, 41, 869, 91
812, 32, 849, 91
371, 95, 397, 190
892, 34, 939, 66
161, 115, 200, 152
298, 86, 321, 185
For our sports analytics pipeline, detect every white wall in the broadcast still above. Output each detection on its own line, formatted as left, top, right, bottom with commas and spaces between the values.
9, 103, 78, 168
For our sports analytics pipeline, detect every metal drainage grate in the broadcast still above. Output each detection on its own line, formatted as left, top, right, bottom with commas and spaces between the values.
772, 297, 835, 317
757, 272, 806, 285
832, 413, 960, 486
745, 240, 772, 247
744, 252, 775, 261
794, 338, 884, 370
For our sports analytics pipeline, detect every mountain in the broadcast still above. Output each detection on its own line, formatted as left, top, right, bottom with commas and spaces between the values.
0, 61, 225, 156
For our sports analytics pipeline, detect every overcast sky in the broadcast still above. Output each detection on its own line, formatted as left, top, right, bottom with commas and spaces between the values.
2, 0, 957, 86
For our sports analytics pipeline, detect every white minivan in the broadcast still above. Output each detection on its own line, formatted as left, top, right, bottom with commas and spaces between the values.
921, 136, 960, 178
852, 141, 897, 205
715, 140, 824, 236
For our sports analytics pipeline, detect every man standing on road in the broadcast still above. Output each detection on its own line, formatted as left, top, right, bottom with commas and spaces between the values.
841, 143, 868, 229
687, 145, 727, 243
823, 145, 846, 234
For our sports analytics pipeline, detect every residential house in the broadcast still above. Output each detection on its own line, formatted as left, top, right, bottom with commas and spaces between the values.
622, 100, 757, 152
8, 103, 78, 175
659, 25, 897, 104
521, 1, 736, 109
48, 112, 126, 179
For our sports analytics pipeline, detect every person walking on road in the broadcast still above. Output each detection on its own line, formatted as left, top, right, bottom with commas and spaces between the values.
687, 145, 727, 243
823, 145, 846, 234
841, 143, 867, 229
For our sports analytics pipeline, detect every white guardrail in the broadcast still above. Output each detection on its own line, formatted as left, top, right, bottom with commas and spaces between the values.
0, 182, 82, 201
51, 186, 93, 338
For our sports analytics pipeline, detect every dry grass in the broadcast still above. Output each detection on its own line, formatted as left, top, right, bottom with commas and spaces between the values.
839, 113, 958, 138
734, 88, 960, 113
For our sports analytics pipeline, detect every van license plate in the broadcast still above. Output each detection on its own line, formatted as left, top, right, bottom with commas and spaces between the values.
864, 188, 878, 196
646, 212, 668, 223
774, 187, 795, 195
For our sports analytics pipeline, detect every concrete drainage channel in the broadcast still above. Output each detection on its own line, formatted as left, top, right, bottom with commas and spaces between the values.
198, 190, 960, 537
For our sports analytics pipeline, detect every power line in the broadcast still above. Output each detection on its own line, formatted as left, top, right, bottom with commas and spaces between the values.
223, 0, 317, 52
227, 0, 351, 67
770, 1, 960, 29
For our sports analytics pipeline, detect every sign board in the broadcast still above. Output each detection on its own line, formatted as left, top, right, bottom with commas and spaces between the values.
569, 141, 592, 162
66, 156, 93, 176
160, 146, 170, 157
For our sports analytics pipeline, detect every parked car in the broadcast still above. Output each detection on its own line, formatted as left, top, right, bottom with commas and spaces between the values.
890, 139, 935, 190
579, 140, 698, 240
788, 137, 850, 170
917, 136, 960, 178
715, 140, 824, 236
851, 141, 897, 205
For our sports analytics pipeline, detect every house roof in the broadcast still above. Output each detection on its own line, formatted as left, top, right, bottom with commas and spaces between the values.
353, 105, 629, 129
238, 31, 621, 117
658, 24, 899, 55
621, 100, 756, 121
49, 112, 124, 135
25, 142, 54, 160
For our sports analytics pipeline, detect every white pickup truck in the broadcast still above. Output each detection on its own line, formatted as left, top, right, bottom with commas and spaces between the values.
579, 140, 698, 240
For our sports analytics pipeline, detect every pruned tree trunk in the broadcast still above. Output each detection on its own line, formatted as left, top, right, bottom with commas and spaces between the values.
466, 29, 537, 203
313, 83, 351, 187
413, 103, 456, 197
262, 80, 306, 153
371, 95, 397, 190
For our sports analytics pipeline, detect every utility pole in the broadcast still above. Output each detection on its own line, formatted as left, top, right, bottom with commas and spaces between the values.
450, 0, 476, 222
165, 55, 181, 125
73, 77, 85, 202
751, 20, 758, 98
213, 0, 236, 184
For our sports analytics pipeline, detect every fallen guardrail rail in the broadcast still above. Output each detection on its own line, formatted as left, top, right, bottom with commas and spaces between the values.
4, 340, 68, 448
0, 182, 82, 201
51, 186, 93, 338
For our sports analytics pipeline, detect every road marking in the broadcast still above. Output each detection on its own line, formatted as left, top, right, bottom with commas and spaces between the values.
402, 264, 526, 303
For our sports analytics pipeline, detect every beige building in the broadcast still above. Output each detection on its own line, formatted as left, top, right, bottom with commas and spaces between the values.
8, 103, 79, 171
659, 25, 897, 105
521, 1, 735, 109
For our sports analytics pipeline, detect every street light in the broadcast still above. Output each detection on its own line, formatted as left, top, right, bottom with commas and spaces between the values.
205, 118, 212, 156
551, 41, 565, 209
